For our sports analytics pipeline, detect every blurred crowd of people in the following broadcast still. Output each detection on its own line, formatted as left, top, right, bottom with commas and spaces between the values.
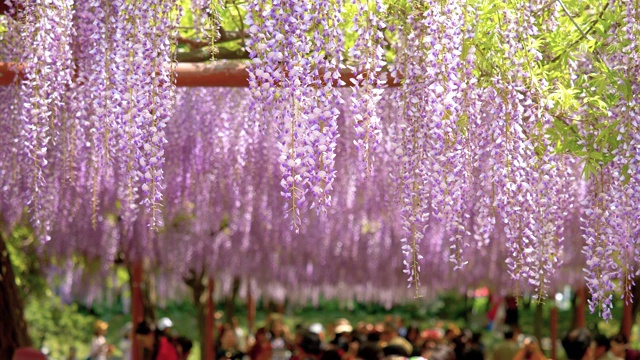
82, 315, 640, 360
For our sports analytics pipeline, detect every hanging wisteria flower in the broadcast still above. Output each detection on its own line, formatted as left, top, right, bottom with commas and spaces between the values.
349, 0, 386, 174
19, 0, 75, 241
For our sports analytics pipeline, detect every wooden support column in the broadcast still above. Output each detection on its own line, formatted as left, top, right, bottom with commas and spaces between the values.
550, 306, 558, 360
205, 277, 216, 360
131, 261, 144, 360
247, 285, 255, 335
574, 286, 586, 329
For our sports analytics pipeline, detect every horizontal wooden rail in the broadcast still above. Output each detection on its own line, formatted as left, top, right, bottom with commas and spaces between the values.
0, 62, 399, 88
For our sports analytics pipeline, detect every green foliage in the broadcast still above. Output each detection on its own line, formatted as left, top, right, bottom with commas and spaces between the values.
25, 296, 96, 359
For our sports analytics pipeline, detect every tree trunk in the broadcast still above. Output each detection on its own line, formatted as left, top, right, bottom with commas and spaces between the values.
534, 302, 544, 341
571, 286, 587, 330
185, 269, 207, 360
127, 262, 156, 323
224, 277, 241, 324
0, 231, 32, 359
143, 269, 156, 322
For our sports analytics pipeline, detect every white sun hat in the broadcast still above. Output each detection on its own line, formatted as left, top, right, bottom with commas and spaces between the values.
157, 317, 173, 331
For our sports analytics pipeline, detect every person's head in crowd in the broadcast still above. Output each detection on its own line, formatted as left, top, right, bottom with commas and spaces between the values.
381, 323, 398, 343
503, 327, 516, 340
347, 337, 362, 356
357, 341, 382, 360
367, 330, 382, 343
157, 317, 173, 337
405, 325, 420, 344
297, 330, 322, 360
444, 328, 460, 343
135, 320, 156, 350
562, 328, 593, 360
335, 319, 353, 335
309, 323, 326, 342
255, 327, 269, 344
219, 325, 239, 350
424, 345, 456, 360
469, 332, 482, 346
382, 344, 409, 358
270, 316, 285, 338
175, 336, 193, 360
610, 334, 629, 359
94, 320, 109, 337
593, 335, 611, 360
249, 328, 273, 360
321, 350, 342, 360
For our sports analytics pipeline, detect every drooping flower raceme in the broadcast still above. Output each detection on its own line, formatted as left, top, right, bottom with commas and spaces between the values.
349, 0, 387, 175
246, 0, 342, 230
19, 0, 75, 241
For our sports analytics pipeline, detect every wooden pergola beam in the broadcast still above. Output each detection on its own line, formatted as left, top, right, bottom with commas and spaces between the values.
0, 62, 399, 88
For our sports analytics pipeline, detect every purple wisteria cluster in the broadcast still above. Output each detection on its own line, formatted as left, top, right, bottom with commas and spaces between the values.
246, 0, 344, 230
349, 0, 387, 174
2, 0, 640, 315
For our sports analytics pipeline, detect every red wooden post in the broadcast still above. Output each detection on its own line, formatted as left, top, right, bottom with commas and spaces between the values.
205, 277, 216, 360
575, 286, 586, 329
247, 285, 255, 335
621, 281, 634, 340
550, 306, 558, 360
131, 261, 144, 360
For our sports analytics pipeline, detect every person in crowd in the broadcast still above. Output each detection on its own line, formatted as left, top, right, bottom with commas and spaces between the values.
217, 324, 245, 360
135, 321, 157, 358
90, 320, 114, 360
135, 320, 180, 360
356, 342, 382, 360
493, 328, 520, 360
269, 315, 294, 360
120, 322, 133, 360
380, 323, 413, 357
594, 334, 623, 360
382, 344, 409, 360
504, 296, 519, 327
463, 332, 485, 360
175, 336, 193, 360
333, 319, 354, 353
249, 328, 273, 360
404, 325, 422, 357
342, 337, 362, 360
562, 328, 593, 360
611, 334, 640, 360
513, 336, 545, 360
424, 345, 456, 360
395, 317, 407, 339
157, 318, 174, 337
322, 350, 343, 360
292, 330, 323, 360
231, 317, 247, 352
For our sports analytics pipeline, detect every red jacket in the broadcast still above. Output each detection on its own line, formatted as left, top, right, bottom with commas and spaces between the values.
157, 337, 179, 360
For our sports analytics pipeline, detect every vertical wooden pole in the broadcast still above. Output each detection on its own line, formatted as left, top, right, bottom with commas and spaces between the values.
550, 306, 558, 360
575, 286, 586, 329
248, 285, 255, 335
131, 261, 144, 360
205, 277, 216, 360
